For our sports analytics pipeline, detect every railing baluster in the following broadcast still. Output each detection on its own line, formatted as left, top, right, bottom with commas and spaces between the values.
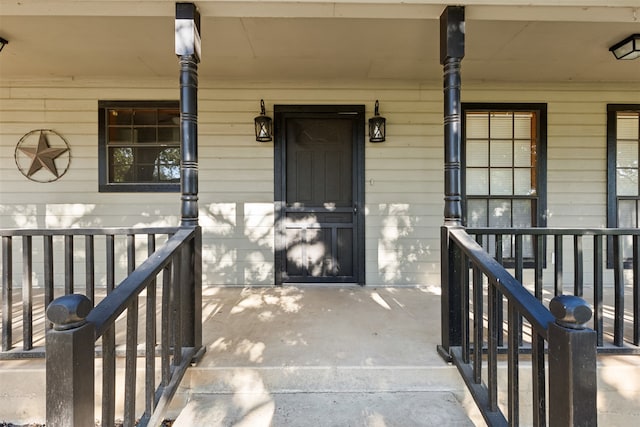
574, 235, 583, 297
495, 234, 504, 347
473, 264, 483, 382
127, 233, 136, 274
2, 236, 13, 351
532, 332, 546, 427
173, 250, 183, 366
613, 234, 625, 347
634, 235, 640, 346
554, 235, 563, 296
488, 282, 499, 412
535, 235, 544, 300
145, 235, 157, 417
162, 263, 172, 386
593, 234, 604, 346
515, 234, 524, 347
64, 234, 74, 295
106, 235, 115, 292
85, 235, 95, 305
508, 302, 519, 426
124, 301, 138, 427
22, 236, 33, 351
102, 235, 116, 427
461, 251, 470, 364
102, 325, 116, 427
44, 235, 54, 331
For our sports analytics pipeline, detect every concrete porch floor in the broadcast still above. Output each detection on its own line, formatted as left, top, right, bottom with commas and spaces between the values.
2, 285, 639, 425
170, 285, 481, 426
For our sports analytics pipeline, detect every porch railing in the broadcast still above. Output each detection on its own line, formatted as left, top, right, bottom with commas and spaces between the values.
45, 226, 202, 427
440, 226, 597, 426
467, 227, 640, 353
1, 226, 178, 358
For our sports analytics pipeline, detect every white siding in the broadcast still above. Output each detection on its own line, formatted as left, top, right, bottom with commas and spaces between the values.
1, 78, 639, 287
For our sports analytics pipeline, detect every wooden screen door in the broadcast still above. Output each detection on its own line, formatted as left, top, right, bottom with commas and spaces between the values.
274, 105, 365, 285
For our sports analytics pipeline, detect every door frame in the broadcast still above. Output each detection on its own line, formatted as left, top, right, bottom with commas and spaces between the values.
274, 104, 366, 286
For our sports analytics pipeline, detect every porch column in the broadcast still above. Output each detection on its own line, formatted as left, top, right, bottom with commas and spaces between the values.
439, 5, 465, 356
176, 2, 200, 227
175, 2, 203, 355
440, 5, 464, 226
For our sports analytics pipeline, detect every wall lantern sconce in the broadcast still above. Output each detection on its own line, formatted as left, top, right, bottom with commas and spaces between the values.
368, 100, 386, 143
0, 37, 8, 53
254, 99, 273, 142
609, 34, 640, 60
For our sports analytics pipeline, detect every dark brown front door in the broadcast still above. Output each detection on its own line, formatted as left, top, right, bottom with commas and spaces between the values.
275, 105, 365, 285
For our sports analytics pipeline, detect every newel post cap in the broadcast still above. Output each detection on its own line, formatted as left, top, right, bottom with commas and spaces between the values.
46, 294, 92, 331
549, 294, 592, 330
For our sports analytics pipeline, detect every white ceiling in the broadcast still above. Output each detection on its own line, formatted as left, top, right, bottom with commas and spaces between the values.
0, 2, 639, 83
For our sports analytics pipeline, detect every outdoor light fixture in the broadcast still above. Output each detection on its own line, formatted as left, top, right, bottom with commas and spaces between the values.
254, 99, 273, 142
609, 34, 640, 60
0, 37, 8, 53
369, 100, 386, 143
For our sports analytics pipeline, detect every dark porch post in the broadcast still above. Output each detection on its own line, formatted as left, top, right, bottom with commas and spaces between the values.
175, 2, 202, 352
439, 5, 465, 356
176, 2, 200, 227
441, 5, 464, 226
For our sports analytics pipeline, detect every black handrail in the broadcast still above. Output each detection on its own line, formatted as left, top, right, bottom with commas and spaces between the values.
467, 227, 640, 351
87, 227, 192, 337
1, 227, 178, 358
442, 226, 598, 426
45, 226, 202, 427
450, 228, 555, 335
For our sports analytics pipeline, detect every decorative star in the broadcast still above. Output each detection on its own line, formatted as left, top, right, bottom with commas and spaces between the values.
18, 130, 69, 178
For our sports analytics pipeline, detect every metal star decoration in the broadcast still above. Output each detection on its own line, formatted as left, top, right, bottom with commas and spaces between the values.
17, 130, 69, 178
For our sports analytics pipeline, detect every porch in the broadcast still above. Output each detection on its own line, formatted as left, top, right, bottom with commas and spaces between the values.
1, 283, 640, 426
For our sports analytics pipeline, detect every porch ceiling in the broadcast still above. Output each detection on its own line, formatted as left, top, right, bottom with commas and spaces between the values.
0, 2, 639, 83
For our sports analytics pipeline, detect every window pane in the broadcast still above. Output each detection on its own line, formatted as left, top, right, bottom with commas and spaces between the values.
108, 109, 132, 125
513, 113, 533, 139
108, 148, 133, 183
488, 199, 512, 227
133, 109, 156, 125
514, 141, 532, 167
491, 113, 513, 139
157, 165, 181, 182
617, 140, 638, 168
514, 168, 533, 195
618, 199, 637, 227
490, 169, 513, 195
108, 127, 132, 143
158, 127, 180, 143
467, 113, 489, 138
467, 169, 488, 195
467, 199, 488, 227
467, 140, 488, 167
618, 114, 639, 140
134, 127, 157, 143
490, 141, 512, 167
158, 109, 179, 126
512, 199, 532, 227
617, 169, 638, 196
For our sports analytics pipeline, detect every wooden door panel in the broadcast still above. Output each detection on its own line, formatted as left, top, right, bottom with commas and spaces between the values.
275, 106, 364, 285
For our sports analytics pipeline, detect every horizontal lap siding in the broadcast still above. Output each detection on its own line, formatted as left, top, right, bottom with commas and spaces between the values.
1, 79, 638, 286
